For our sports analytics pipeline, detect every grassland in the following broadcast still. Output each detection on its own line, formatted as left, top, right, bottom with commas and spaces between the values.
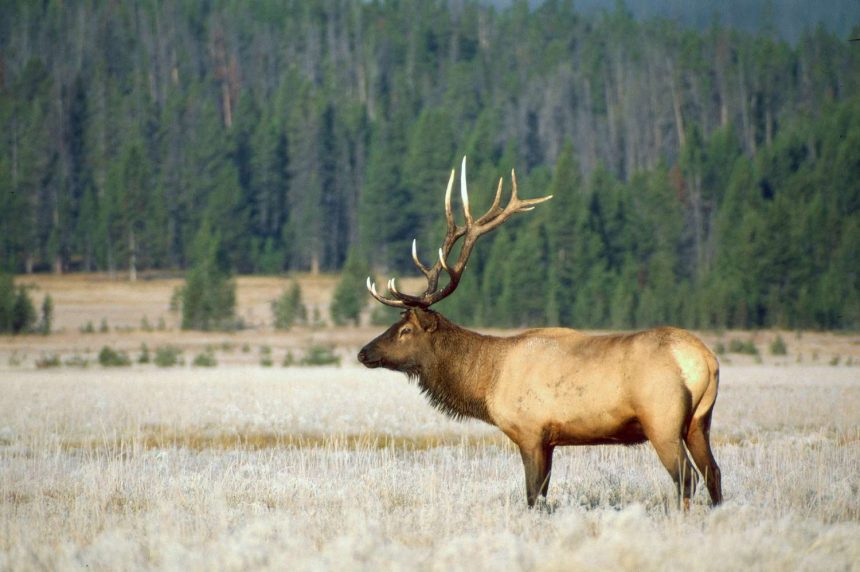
1, 274, 858, 570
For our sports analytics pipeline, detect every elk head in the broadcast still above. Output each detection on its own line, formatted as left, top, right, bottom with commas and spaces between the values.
358, 157, 552, 375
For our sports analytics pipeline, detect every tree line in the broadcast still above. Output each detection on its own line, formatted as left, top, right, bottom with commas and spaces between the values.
0, 0, 858, 329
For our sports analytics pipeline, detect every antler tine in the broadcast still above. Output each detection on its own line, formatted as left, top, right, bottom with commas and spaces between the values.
467, 168, 553, 236
444, 169, 456, 229
476, 177, 505, 226
510, 168, 552, 212
461, 156, 473, 225
438, 248, 450, 272
411, 239, 432, 279
366, 277, 407, 308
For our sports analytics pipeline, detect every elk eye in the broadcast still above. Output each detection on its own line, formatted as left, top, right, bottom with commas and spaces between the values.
400, 327, 412, 337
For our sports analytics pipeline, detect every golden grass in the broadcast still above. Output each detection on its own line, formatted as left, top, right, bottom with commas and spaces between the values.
53, 429, 511, 454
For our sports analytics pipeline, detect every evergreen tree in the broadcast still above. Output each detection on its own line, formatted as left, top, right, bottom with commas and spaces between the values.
272, 281, 307, 330
39, 294, 53, 335
0, 273, 14, 333
542, 142, 584, 327
12, 286, 37, 334
177, 219, 237, 331
357, 118, 408, 271
331, 248, 371, 326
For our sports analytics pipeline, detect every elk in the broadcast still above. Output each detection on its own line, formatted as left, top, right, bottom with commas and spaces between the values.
358, 158, 722, 509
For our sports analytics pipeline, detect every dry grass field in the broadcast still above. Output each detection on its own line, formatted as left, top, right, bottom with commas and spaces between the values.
1, 274, 859, 571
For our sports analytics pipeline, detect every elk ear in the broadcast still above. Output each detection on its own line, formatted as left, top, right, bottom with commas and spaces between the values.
414, 309, 438, 333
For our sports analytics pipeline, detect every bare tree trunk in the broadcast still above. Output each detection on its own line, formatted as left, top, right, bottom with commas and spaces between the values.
738, 57, 756, 155
310, 253, 320, 276
691, 172, 704, 279
129, 228, 137, 282
604, 69, 618, 169
221, 80, 233, 129
647, 55, 662, 167
667, 58, 686, 148
765, 105, 773, 147
714, 33, 730, 128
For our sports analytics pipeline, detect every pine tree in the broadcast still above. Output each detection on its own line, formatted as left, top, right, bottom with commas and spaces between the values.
542, 142, 584, 327
272, 281, 307, 330
12, 286, 37, 334
402, 107, 458, 261
39, 294, 53, 335
357, 119, 408, 271
0, 273, 14, 333
177, 219, 237, 331
331, 248, 370, 326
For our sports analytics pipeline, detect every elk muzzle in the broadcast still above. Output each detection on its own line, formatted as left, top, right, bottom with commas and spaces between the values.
357, 344, 382, 368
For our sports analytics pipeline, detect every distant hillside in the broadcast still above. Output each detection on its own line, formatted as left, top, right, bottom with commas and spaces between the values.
493, 0, 860, 43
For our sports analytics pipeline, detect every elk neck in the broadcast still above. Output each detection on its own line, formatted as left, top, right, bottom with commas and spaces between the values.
414, 315, 504, 424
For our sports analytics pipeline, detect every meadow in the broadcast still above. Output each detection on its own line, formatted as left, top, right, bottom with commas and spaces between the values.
0, 275, 858, 571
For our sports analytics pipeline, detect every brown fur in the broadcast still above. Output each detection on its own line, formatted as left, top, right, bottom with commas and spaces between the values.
359, 308, 722, 509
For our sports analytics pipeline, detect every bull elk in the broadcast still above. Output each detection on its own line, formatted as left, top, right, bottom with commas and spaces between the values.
358, 158, 722, 509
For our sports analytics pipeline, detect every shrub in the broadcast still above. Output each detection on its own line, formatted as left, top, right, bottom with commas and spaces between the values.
35, 354, 61, 369
259, 345, 273, 367
272, 281, 307, 330
770, 335, 788, 356
300, 344, 341, 367
80, 321, 95, 334
310, 306, 326, 328
99, 318, 110, 333
728, 338, 759, 355
154, 345, 183, 367
192, 350, 217, 367
282, 351, 296, 367
98, 346, 131, 367
138, 343, 151, 364
64, 354, 89, 368
714, 341, 726, 355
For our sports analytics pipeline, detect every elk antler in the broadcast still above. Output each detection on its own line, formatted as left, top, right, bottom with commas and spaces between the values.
367, 157, 552, 309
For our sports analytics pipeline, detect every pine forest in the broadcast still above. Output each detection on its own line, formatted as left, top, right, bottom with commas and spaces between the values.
1, 0, 858, 330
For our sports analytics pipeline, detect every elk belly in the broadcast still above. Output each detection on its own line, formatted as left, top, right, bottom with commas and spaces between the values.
488, 358, 642, 447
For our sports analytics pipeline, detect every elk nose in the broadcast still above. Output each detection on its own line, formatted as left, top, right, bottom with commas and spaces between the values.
357, 348, 368, 364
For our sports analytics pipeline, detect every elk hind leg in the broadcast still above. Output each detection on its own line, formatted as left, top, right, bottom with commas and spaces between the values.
518, 442, 554, 508
684, 412, 722, 506
644, 419, 697, 509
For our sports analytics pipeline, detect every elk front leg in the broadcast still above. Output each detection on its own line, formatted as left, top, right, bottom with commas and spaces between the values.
518, 442, 554, 508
